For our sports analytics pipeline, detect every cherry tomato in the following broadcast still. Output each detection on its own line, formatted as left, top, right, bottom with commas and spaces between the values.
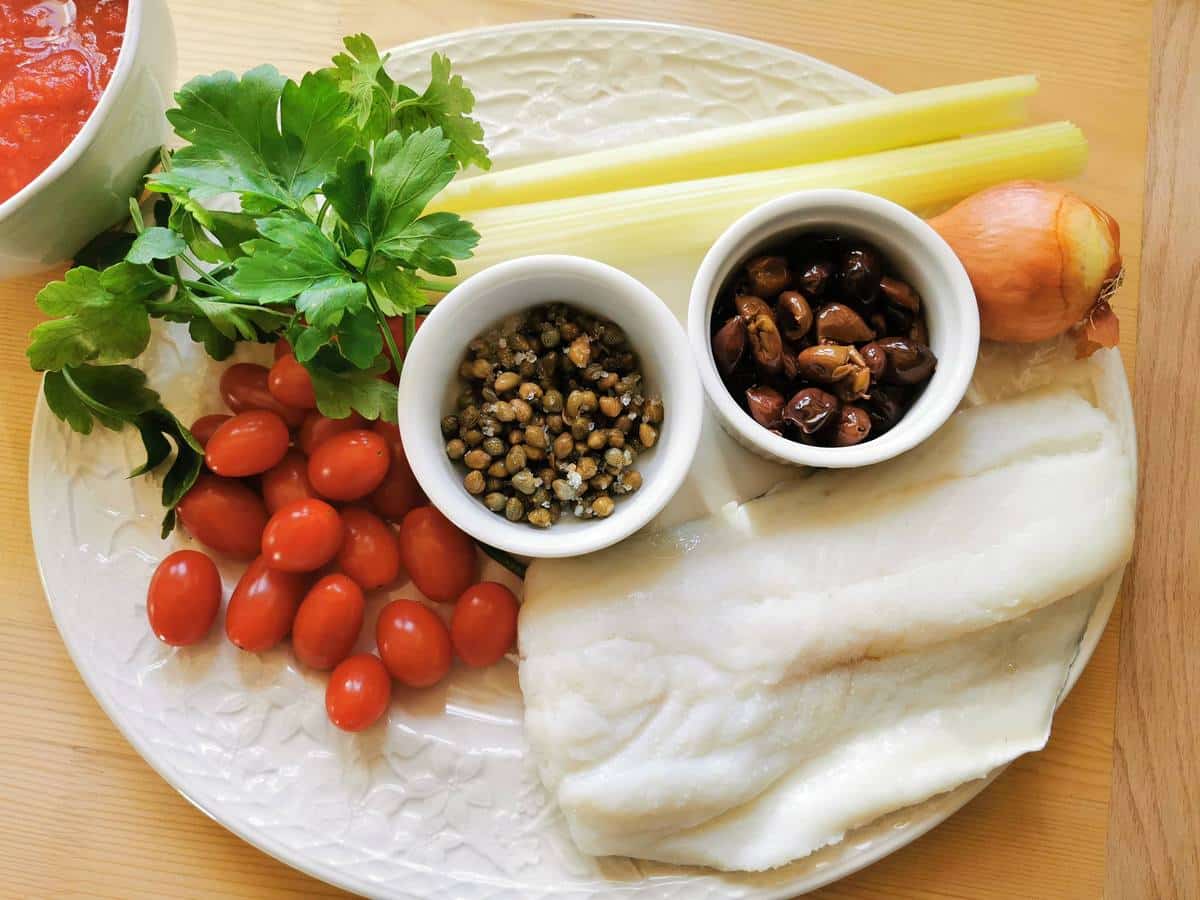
308, 430, 390, 502
297, 410, 366, 456
336, 507, 402, 590
375, 599, 452, 688
189, 414, 231, 448
146, 549, 222, 646
292, 574, 365, 670
268, 353, 317, 409
398, 506, 478, 603
225, 556, 308, 652
219, 363, 306, 427
273, 337, 293, 360
176, 474, 268, 560
368, 422, 424, 521
450, 582, 520, 668
204, 410, 290, 477
261, 498, 344, 572
326, 653, 391, 732
261, 449, 316, 514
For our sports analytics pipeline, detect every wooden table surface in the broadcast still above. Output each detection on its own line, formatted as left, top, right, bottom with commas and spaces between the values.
3, 1, 1192, 898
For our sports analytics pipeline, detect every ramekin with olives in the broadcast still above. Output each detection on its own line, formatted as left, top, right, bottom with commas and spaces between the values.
710, 232, 936, 448
688, 189, 980, 469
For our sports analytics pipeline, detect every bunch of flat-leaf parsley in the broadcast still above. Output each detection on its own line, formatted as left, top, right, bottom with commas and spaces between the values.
26, 35, 490, 535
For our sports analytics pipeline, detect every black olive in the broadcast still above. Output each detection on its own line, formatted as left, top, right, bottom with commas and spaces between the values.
841, 245, 881, 304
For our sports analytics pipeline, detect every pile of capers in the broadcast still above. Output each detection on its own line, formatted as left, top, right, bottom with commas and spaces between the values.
711, 232, 936, 447
446, 303, 663, 528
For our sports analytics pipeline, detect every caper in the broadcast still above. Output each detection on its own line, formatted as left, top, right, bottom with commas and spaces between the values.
440, 415, 459, 437
482, 436, 505, 457
481, 385, 499, 404
487, 460, 508, 478
464, 448, 491, 470
511, 398, 533, 424
527, 508, 552, 528
638, 422, 659, 448
604, 447, 625, 469
484, 492, 507, 512
505, 445, 527, 474
547, 479, 571, 502
541, 389, 563, 412
524, 445, 545, 462
507, 428, 525, 446
540, 327, 561, 348
597, 371, 619, 390
505, 497, 525, 522
546, 414, 565, 434
615, 414, 636, 434
537, 352, 559, 380
445, 438, 466, 460
608, 429, 625, 449
619, 470, 643, 493
466, 358, 493, 380
519, 382, 543, 402
524, 425, 548, 448
643, 397, 664, 424
493, 401, 516, 422
601, 324, 625, 347
460, 405, 481, 429
592, 495, 615, 517
590, 472, 614, 492
553, 432, 575, 460
598, 395, 622, 418
576, 456, 599, 480
570, 419, 592, 440
560, 321, 580, 341
486, 477, 505, 492
511, 469, 537, 495
459, 469, 484, 494
462, 428, 483, 447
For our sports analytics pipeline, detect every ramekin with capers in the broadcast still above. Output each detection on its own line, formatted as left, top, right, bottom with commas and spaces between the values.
444, 302, 664, 529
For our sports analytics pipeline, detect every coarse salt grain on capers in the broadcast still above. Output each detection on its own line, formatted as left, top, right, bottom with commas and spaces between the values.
445, 302, 664, 528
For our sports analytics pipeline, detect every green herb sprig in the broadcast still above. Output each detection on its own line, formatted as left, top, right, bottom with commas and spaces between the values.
26, 35, 489, 533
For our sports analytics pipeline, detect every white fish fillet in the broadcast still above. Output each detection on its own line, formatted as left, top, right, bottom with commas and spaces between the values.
518, 383, 1134, 870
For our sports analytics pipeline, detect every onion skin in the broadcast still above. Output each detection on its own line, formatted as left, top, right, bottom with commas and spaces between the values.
929, 181, 1122, 350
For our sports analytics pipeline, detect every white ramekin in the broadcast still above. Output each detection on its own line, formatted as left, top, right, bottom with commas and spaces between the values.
688, 189, 979, 468
0, 0, 176, 280
398, 255, 703, 558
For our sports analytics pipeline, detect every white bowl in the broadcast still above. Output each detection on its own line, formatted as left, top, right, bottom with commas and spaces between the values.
688, 189, 979, 468
398, 255, 703, 558
0, 0, 176, 280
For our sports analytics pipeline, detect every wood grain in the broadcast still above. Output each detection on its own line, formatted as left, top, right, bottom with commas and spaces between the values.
1106, 1, 1200, 897
0, 1, 1156, 897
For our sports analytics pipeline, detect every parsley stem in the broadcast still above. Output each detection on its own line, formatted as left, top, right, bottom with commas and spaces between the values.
417, 277, 458, 294
404, 310, 416, 352
316, 198, 331, 226
365, 282, 405, 375
479, 542, 528, 579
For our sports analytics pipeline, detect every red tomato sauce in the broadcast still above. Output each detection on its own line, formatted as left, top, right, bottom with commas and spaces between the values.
0, 0, 127, 203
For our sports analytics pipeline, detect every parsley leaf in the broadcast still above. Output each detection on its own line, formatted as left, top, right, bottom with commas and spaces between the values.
308, 358, 398, 422
127, 226, 188, 264
396, 53, 491, 172
149, 67, 355, 213
28, 268, 152, 371
326, 36, 491, 171
226, 216, 349, 302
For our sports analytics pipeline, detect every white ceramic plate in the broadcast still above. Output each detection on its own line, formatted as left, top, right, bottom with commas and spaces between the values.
30, 20, 1132, 899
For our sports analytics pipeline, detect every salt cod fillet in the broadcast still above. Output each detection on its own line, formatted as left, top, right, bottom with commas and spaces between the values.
518, 384, 1135, 870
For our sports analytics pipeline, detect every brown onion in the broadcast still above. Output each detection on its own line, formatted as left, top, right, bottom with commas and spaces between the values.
929, 181, 1122, 354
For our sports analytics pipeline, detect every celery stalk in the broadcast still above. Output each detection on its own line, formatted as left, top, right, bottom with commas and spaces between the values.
456, 122, 1087, 277
434, 76, 1039, 213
